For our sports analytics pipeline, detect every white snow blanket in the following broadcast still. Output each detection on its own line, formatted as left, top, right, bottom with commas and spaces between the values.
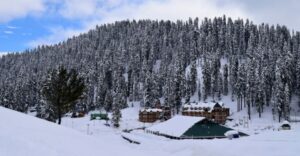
0, 107, 149, 156
147, 115, 205, 137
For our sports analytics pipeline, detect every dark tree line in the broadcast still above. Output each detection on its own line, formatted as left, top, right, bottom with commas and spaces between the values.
0, 16, 300, 122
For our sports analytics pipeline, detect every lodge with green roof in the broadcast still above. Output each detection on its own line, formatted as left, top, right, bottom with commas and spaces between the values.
146, 116, 248, 139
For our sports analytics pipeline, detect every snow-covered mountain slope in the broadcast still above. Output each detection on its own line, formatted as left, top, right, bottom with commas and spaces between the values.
0, 107, 155, 156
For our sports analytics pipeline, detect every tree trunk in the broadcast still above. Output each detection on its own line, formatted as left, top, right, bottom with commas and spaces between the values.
240, 97, 243, 111
247, 97, 251, 120
248, 105, 251, 120
244, 95, 246, 108
58, 116, 62, 124
237, 97, 240, 112
58, 107, 62, 125
258, 106, 261, 118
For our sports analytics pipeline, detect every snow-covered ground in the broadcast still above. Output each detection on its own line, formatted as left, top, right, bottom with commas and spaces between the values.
0, 107, 163, 156
61, 104, 299, 156
1, 100, 299, 156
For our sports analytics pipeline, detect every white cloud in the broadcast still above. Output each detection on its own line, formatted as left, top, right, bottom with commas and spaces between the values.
28, 26, 83, 47
29, 0, 251, 47
241, 0, 300, 31
58, 0, 126, 20
99, 0, 250, 23
0, 0, 45, 23
59, 0, 99, 19
7, 26, 18, 29
60, 0, 250, 26
3, 31, 14, 34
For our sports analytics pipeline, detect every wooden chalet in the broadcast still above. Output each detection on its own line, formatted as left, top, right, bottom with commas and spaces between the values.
139, 102, 171, 123
139, 108, 162, 123
182, 102, 230, 124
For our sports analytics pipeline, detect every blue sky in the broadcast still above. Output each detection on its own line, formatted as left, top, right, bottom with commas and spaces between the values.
1, 0, 300, 52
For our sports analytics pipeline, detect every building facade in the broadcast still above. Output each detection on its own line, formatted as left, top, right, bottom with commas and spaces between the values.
182, 102, 230, 124
139, 106, 171, 123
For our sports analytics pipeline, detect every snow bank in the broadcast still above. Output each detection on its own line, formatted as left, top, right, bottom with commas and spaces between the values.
0, 107, 149, 156
121, 132, 142, 144
147, 116, 205, 137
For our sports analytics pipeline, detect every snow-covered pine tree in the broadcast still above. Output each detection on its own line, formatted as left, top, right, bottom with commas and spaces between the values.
112, 69, 125, 128
223, 64, 229, 96
229, 55, 239, 101
297, 58, 300, 96
173, 61, 183, 114
104, 90, 113, 112
190, 60, 197, 95
144, 69, 154, 108
111, 99, 121, 128
256, 76, 264, 118
283, 84, 290, 120
236, 63, 246, 111
211, 54, 221, 101
198, 80, 202, 101
202, 58, 211, 101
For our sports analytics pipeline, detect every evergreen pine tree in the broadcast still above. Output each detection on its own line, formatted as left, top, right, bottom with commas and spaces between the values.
223, 64, 229, 96
42, 67, 85, 124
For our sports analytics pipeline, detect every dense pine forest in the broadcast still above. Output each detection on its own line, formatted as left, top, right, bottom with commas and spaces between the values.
1, 16, 300, 122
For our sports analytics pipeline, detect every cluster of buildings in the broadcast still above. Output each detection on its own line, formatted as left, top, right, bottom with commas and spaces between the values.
139, 101, 230, 124
138, 102, 249, 139
137, 101, 291, 139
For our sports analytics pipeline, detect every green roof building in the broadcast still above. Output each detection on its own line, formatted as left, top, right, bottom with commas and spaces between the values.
146, 116, 248, 139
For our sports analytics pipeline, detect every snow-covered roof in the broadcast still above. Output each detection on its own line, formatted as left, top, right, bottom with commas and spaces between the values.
183, 102, 224, 112
146, 116, 205, 137
140, 108, 162, 112
281, 120, 291, 127
224, 130, 239, 136
283, 120, 290, 125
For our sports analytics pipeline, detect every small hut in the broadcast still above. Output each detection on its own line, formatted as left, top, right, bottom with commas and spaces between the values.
280, 121, 291, 130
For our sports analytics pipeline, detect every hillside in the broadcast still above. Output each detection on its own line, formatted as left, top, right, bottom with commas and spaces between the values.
0, 17, 300, 123
0, 106, 153, 156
